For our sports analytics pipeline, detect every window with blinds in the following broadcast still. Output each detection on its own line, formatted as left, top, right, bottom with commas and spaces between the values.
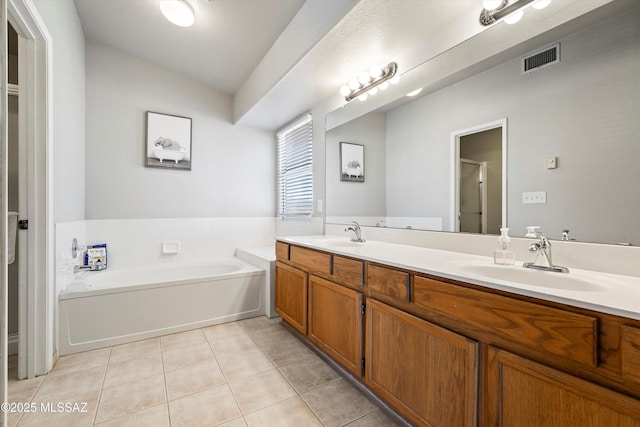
276, 113, 313, 220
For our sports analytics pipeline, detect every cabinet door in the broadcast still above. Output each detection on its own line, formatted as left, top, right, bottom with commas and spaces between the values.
308, 275, 363, 376
366, 299, 478, 427
486, 347, 640, 426
275, 262, 308, 334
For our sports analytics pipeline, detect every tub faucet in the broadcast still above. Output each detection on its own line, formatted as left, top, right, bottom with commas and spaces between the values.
345, 221, 365, 243
74, 263, 106, 273
523, 226, 569, 273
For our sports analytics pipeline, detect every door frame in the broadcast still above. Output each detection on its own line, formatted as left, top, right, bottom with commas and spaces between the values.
450, 119, 507, 233
7, 0, 54, 379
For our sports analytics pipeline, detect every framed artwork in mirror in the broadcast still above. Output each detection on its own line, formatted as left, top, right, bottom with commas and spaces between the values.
340, 142, 364, 182
145, 111, 192, 170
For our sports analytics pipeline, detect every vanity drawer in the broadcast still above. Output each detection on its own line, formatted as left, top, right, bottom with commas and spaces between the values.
275, 241, 290, 261
367, 264, 410, 302
413, 276, 597, 366
290, 246, 331, 275
332, 256, 364, 289
622, 326, 640, 383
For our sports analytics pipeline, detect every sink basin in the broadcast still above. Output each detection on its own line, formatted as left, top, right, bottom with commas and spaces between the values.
457, 264, 604, 292
309, 238, 364, 249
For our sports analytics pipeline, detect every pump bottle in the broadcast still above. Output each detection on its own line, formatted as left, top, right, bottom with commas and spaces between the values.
494, 227, 515, 265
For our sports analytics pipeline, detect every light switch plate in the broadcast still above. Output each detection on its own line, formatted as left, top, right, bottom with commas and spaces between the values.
546, 157, 558, 169
523, 191, 547, 204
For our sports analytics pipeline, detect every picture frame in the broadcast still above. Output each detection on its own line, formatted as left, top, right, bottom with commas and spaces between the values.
340, 142, 365, 182
145, 111, 192, 170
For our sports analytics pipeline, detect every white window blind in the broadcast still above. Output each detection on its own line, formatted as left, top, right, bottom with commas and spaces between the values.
277, 113, 313, 220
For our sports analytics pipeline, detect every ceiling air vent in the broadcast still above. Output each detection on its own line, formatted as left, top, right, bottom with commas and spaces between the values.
522, 43, 560, 74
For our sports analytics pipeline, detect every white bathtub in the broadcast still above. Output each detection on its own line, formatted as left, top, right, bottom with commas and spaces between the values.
58, 259, 265, 355
153, 147, 185, 164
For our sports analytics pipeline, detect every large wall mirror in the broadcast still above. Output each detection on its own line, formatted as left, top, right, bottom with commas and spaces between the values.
325, 0, 640, 246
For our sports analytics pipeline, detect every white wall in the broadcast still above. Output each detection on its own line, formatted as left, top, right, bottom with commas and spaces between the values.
325, 112, 386, 217
32, 0, 85, 222
84, 40, 275, 219
385, 8, 640, 245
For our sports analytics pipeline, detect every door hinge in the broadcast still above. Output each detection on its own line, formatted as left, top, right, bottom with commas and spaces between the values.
361, 357, 365, 371
361, 303, 366, 315
18, 219, 28, 230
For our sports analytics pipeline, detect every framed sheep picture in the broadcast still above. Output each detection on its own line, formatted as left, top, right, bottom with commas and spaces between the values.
340, 142, 365, 182
145, 111, 192, 170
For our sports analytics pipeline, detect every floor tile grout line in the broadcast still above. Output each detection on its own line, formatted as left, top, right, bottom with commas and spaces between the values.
339, 407, 380, 427
200, 328, 244, 420
160, 334, 170, 426
93, 346, 113, 426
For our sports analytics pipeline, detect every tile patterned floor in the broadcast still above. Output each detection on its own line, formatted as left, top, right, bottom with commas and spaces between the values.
7, 316, 401, 426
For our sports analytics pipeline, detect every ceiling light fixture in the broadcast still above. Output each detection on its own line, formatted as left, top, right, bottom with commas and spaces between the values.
479, 0, 550, 26
160, 0, 195, 27
340, 62, 398, 102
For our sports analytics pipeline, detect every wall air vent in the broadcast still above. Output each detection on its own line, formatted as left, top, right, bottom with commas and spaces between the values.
522, 43, 560, 74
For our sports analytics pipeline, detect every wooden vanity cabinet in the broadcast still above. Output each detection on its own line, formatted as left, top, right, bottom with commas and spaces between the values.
274, 261, 308, 334
366, 298, 478, 427
275, 242, 640, 427
276, 245, 365, 376
308, 275, 364, 377
485, 347, 640, 426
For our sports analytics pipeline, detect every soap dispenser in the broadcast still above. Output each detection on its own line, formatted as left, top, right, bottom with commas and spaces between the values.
494, 227, 515, 265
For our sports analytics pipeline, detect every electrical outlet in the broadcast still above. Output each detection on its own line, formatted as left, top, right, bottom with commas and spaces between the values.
522, 191, 547, 204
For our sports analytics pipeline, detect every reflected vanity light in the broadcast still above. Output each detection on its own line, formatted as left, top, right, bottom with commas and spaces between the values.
480, 0, 551, 26
406, 88, 423, 97
340, 62, 398, 102
160, 0, 195, 27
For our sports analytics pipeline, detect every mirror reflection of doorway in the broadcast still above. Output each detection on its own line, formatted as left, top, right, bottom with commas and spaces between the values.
459, 159, 487, 233
452, 121, 505, 235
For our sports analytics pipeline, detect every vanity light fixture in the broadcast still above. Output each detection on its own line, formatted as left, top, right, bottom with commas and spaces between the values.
480, 0, 551, 26
160, 0, 195, 27
340, 62, 398, 102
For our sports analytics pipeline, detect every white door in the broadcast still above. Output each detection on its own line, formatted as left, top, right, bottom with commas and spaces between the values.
459, 159, 485, 233
1, 0, 10, 424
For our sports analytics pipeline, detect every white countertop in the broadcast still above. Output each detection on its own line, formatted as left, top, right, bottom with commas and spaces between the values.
278, 235, 640, 321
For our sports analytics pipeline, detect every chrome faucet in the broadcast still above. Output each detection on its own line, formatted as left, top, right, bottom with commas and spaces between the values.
345, 221, 365, 243
523, 226, 569, 273
74, 263, 106, 273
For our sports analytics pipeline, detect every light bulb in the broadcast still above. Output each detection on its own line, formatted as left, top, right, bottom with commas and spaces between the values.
340, 85, 351, 97
378, 81, 389, 91
358, 93, 368, 102
368, 87, 378, 96
358, 72, 371, 85
348, 78, 361, 90
369, 64, 382, 79
504, 9, 523, 24
390, 75, 400, 85
532, 0, 551, 9
482, 0, 503, 10
160, 0, 195, 27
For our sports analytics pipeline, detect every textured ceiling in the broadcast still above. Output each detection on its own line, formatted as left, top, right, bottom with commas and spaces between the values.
74, 0, 305, 95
